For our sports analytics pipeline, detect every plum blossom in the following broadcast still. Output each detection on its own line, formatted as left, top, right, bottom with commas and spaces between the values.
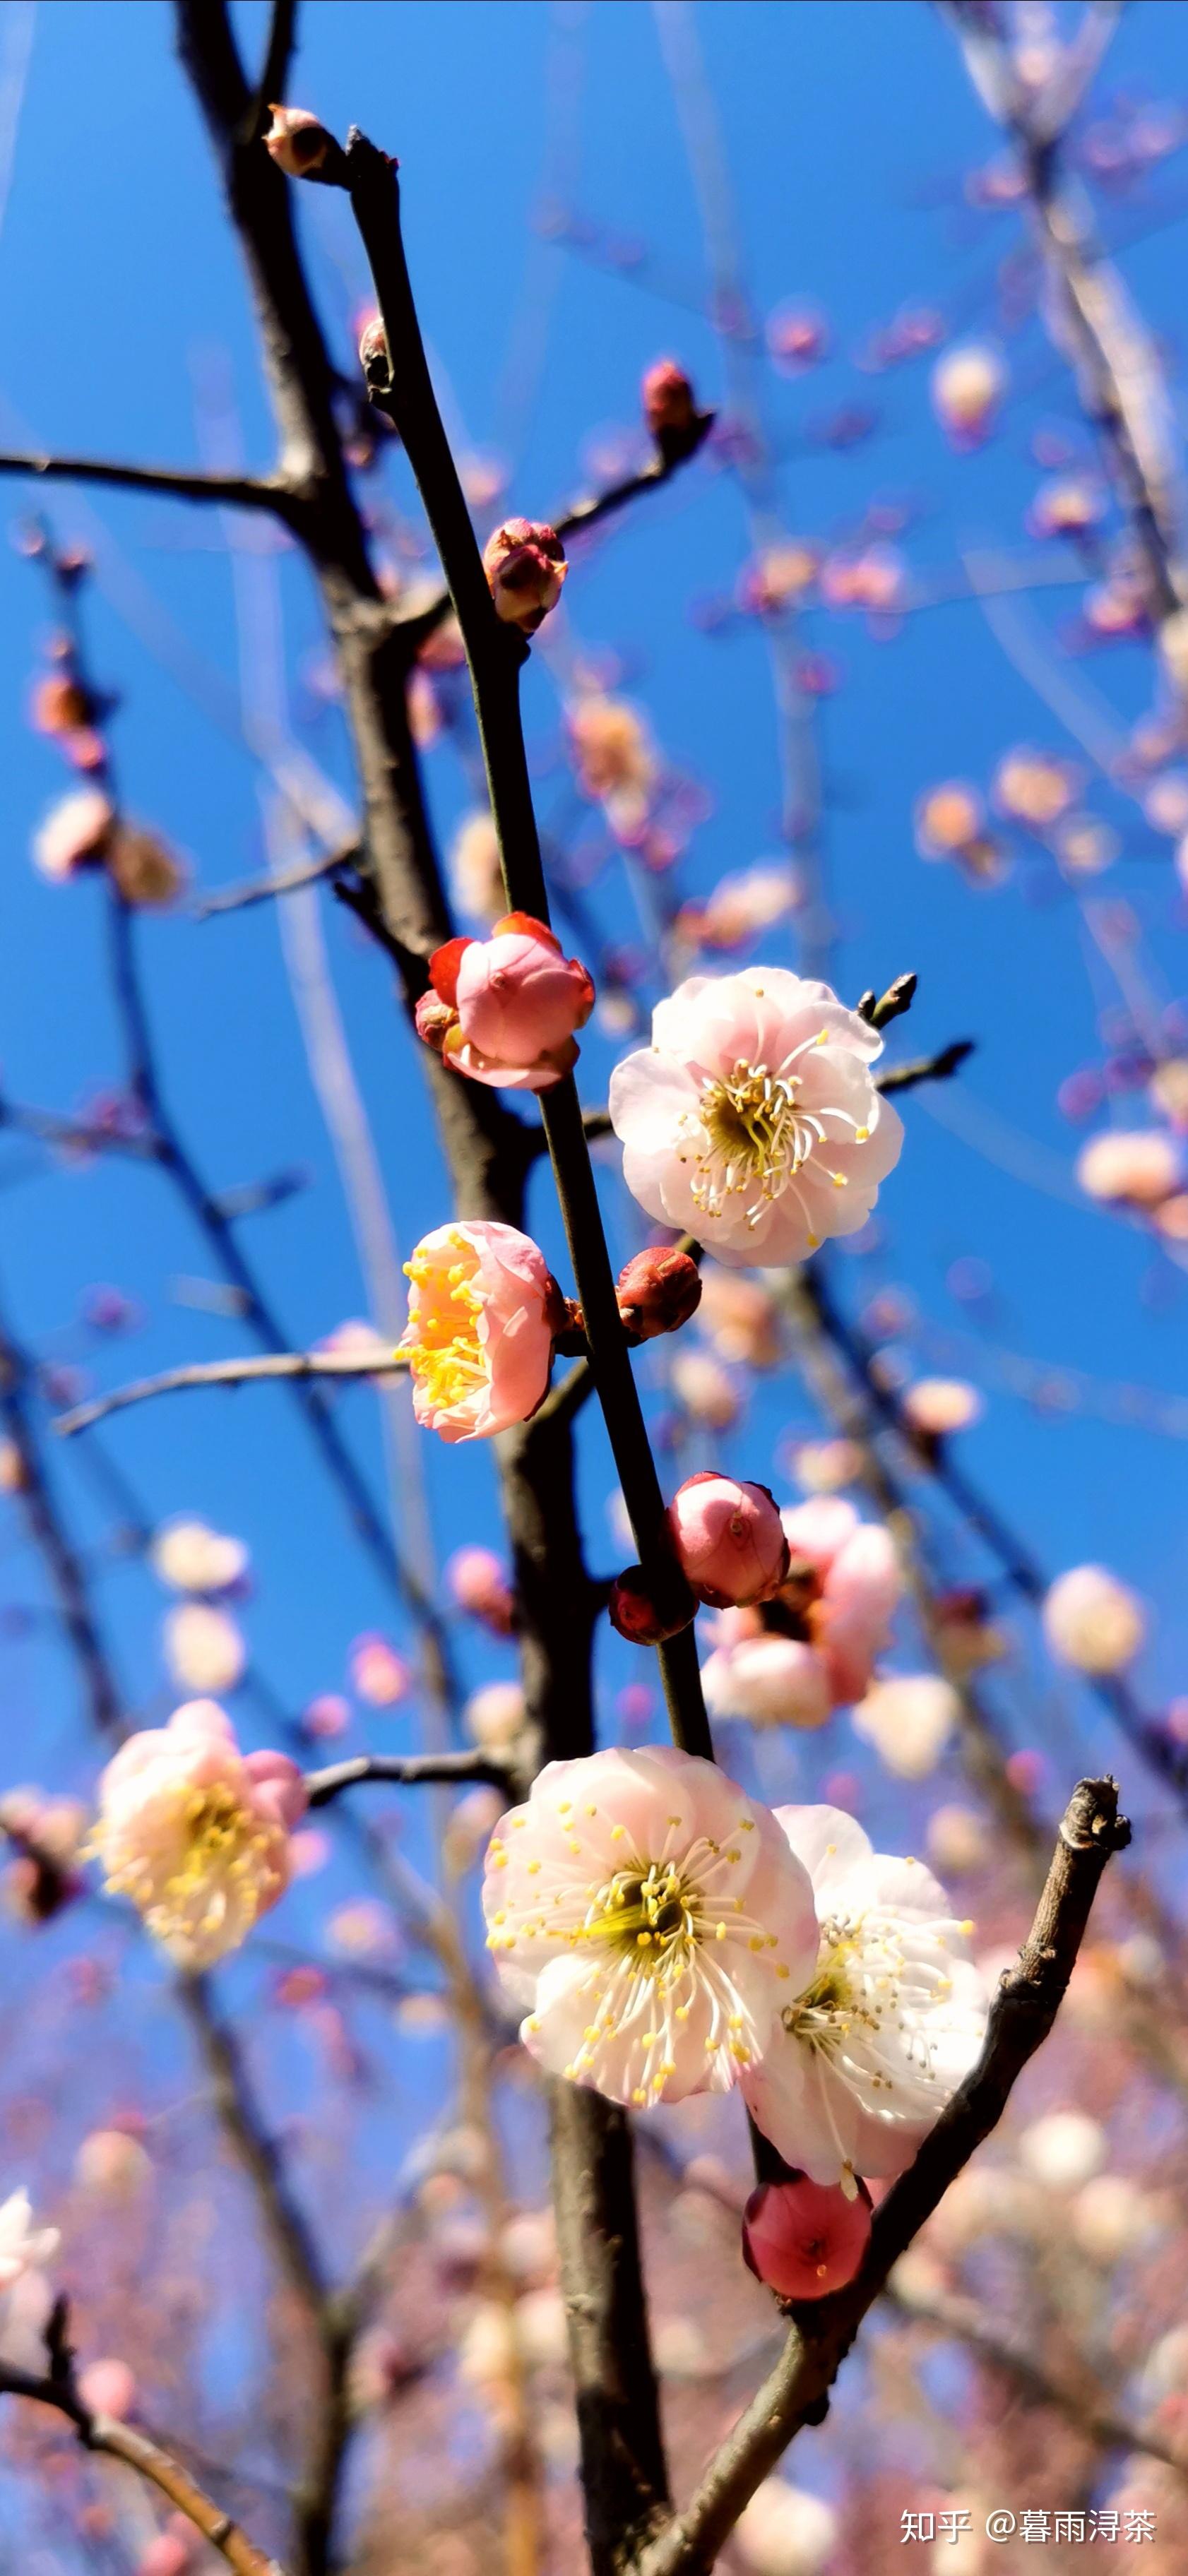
781, 1496, 904, 1704
263, 105, 331, 174
32, 787, 113, 881
482, 1746, 819, 2109
702, 1618, 833, 1730
350, 1633, 411, 1705
465, 1680, 528, 1754
1020, 2109, 1106, 2191
1077, 1129, 1180, 1210
742, 1806, 987, 2186
399, 1220, 559, 1441
668, 1473, 789, 1608
417, 914, 594, 1092
1043, 1565, 1144, 1673
901, 1378, 983, 1440
734, 2481, 838, 2576
608, 968, 903, 1265
930, 341, 1006, 445
852, 1674, 959, 1778
164, 1602, 245, 1696
743, 2173, 872, 2298
91, 1702, 307, 1969
447, 811, 504, 924
0, 2189, 59, 2289
150, 1517, 247, 1596
447, 1546, 516, 1633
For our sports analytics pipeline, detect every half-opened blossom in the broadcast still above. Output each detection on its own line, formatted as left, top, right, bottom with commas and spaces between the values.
742, 1806, 987, 2186
780, 1496, 904, 1705
1043, 1565, 1144, 1674
418, 915, 594, 1091
482, 1746, 819, 2108
32, 787, 113, 881
0, 2189, 59, 2289
150, 1518, 247, 1597
930, 341, 1006, 446
1077, 1129, 1180, 1210
607, 968, 903, 1265
852, 1674, 959, 1778
743, 2173, 872, 2298
91, 1701, 307, 1969
399, 1220, 559, 1441
482, 520, 566, 633
669, 1473, 789, 1608
164, 1602, 245, 1696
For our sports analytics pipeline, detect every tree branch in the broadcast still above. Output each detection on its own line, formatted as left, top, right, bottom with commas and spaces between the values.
0, 449, 295, 513
875, 1038, 975, 1095
178, 1975, 329, 2321
0, 1294, 124, 1738
304, 1748, 514, 1805
54, 1347, 410, 1437
193, 842, 360, 918
636, 1775, 1130, 2576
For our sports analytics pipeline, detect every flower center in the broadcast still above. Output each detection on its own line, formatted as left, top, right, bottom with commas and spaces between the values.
689, 1044, 865, 1236
403, 1233, 487, 1412
590, 1859, 701, 1986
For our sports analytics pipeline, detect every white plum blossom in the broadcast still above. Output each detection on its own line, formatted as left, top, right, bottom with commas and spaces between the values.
482, 1746, 819, 2110
164, 1601, 246, 1695
1043, 1566, 1145, 1674
742, 1806, 987, 2188
150, 1517, 248, 1596
0, 2189, 59, 2289
735, 2481, 838, 2576
852, 1674, 960, 1778
607, 968, 903, 1265
1019, 2109, 1106, 2191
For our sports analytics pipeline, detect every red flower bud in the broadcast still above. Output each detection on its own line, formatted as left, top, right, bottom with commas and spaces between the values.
31, 673, 91, 737
742, 2176, 872, 2301
608, 1565, 694, 1646
642, 358, 696, 441
482, 520, 567, 634
615, 1246, 702, 1340
264, 105, 332, 176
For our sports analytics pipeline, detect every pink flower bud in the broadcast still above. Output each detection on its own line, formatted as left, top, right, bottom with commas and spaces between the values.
482, 519, 567, 633
78, 2356, 136, 2419
423, 916, 594, 1092
447, 1546, 516, 1635
742, 2176, 872, 2299
667, 1474, 790, 1609
358, 312, 390, 376
615, 1246, 703, 1340
264, 105, 331, 176
642, 359, 697, 448
608, 1566, 693, 1645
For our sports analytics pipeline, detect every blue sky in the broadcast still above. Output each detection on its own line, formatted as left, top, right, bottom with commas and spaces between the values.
1, 0, 1187, 2012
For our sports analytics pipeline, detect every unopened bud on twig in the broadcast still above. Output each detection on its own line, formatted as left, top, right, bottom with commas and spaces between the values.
265, 105, 332, 177
615, 1245, 701, 1340
742, 2175, 872, 2300
482, 520, 567, 634
607, 1565, 693, 1646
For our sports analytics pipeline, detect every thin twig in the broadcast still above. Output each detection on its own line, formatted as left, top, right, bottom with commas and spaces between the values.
636, 1775, 1129, 2576
0, 449, 295, 513
194, 842, 361, 918
54, 1347, 409, 1437
304, 1749, 514, 1806
0, 1296, 124, 1737
876, 1039, 975, 1095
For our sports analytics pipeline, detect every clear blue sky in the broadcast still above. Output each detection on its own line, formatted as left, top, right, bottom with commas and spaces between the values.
1, 0, 1187, 2034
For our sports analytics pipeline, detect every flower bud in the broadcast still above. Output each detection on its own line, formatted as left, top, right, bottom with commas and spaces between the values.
615, 1246, 702, 1340
447, 1545, 516, 1635
358, 313, 390, 378
482, 520, 567, 633
106, 825, 185, 909
422, 916, 594, 1092
415, 988, 457, 1054
608, 1565, 693, 1646
742, 2175, 872, 2300
264, 105, 331, 177
667, 1473, 789, 1609
641, 359, 699, 454
31, 673, 91, 737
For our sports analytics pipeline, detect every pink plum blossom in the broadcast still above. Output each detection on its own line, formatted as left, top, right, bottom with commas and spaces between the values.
399, 1220, 560, 1441
742, 1806, 987, 2187
482, 519, 567, 633
781, 1496, 904, 1704
668, 1473, 790, 1608
91, 1701, 307, 1969
1043, 1566, 1145, 1673
852, 1674, 959, 1777
418, 914, 595, 1092
702, 1630, 833, 1730
349, 1634, 412, 1706
447, 1546, 516, 1633
607, 968, 903, 1265
482, 1746, 819, 2108
1076, 1129, 1180, 1210
901, 1377, 983, 1439
742, 2174, 872, 2297
163, 1602, 245, 1696
930, 341, 1006, 445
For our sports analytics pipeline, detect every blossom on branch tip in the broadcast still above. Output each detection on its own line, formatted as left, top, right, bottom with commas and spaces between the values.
481, 1746, 819, 2109
264, 105, 331, 176
482, 519, 567, 633
90, 1702, 307, 1969
742, 1806, 988, 2186
399, 1220, 560, 1441
418, 914, 594, 1091
607, 967, 903, 1264
742, 2173, 872, 2298
669, 1472, 789, 1609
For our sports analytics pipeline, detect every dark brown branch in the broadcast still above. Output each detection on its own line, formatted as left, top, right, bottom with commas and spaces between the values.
179, 1976, 329, 2320
194, 842, 360, 917
242, 0, 297, 146
0, 448, 294, 513
0, 1093, 163, 1161
0, 2339, 286, 2575
304, 1749, 513, 1805
856, 970, 917, 1032
54, 1347, 410, 1437
636, 1776, 1130, 2576
0, 1296, 124, 1739
876, 1038, 974, 1095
